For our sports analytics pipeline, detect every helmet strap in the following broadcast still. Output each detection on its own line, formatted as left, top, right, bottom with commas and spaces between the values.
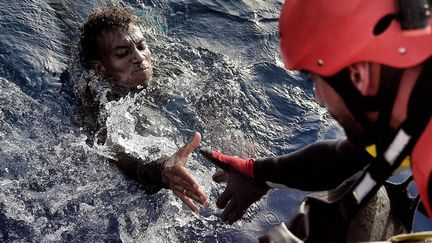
373, 66, 404, 153
323, 65, 403, 149
404, 58, 432, 135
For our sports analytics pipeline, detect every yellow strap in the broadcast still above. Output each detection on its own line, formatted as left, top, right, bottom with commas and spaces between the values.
365, 144, 410, 174
388, 231, 432, 242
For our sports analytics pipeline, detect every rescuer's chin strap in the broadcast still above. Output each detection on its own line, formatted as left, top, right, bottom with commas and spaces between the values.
324, 65, 403, 151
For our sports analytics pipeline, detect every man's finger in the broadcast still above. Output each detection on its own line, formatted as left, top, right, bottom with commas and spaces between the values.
167, 173, 198, 191
177, 132, 201, 158
174, 190, 200, 213
189, 186, 209, 206
212, 170, 228, 183
171, 165, 201, 188
169, 170, 208, 204
230, 204, 247, 224
185, 189, 208, 205
185, 185, 208, 206
172, 184, 207, 205
221, 199, 237, 224
216, 187, 232, 209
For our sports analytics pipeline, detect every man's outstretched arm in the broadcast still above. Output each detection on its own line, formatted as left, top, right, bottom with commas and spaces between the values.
113, 132, 208, 213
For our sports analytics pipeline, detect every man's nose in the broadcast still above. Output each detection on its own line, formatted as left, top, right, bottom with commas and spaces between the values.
308, 74, 325, 106
313, 82, 322, 104
131, 46, 145, 63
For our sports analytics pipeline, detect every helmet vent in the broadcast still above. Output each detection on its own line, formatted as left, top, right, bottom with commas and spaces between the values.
373, 14, 396, 36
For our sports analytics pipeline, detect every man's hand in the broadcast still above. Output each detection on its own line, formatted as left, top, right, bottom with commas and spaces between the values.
162, 132, 209, 213
200, 148, 269, 224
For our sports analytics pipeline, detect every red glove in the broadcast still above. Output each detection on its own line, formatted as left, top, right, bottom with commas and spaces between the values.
199, 148, 255, 177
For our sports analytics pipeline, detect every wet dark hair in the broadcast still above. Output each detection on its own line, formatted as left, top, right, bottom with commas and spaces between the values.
79, 5, 141, 69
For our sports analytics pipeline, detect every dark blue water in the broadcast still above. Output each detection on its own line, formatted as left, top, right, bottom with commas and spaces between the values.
0, 0, 344, 242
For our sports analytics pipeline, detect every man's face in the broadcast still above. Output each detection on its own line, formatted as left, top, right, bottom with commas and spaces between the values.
95, 25, 153, 88
309, 73, 365, 144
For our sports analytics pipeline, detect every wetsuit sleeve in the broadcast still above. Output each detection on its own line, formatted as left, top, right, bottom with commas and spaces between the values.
113, 152, 169, 194
253, 139, 373, 191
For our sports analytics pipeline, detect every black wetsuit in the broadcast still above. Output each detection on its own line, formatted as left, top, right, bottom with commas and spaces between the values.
254, 139, 373, 191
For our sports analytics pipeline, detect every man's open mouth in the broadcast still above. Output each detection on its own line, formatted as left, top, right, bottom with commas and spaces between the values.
133, 65, 148, 73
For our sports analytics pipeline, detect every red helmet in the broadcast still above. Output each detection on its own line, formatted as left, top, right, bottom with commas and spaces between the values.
279, 0, 432, 76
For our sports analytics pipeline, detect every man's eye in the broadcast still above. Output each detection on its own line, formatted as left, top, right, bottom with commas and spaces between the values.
137, 43, 147, 51
306, 73, 317, 83
115, 50, 128, 57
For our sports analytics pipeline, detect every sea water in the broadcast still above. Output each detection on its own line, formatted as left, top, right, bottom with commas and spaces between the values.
0, 0, 342, 242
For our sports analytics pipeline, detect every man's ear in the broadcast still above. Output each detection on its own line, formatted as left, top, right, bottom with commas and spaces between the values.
348, 62, 371, 96
90, 60, 106, 75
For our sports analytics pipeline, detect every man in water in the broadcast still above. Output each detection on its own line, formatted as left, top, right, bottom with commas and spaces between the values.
201, 0, 432, 240
77, 5, 207, 213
